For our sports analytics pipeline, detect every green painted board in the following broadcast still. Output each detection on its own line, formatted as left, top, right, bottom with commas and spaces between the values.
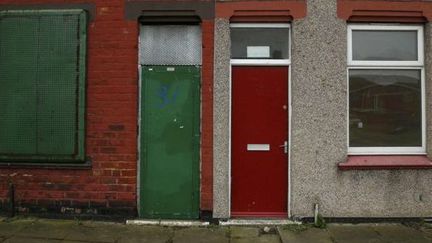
0, 10, 87, 162
140, 66, 200, 219
36, 14, 79, 156
0, 15, 39, 155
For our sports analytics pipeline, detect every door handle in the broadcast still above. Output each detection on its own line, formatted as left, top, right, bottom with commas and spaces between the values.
279, 141, 288, 154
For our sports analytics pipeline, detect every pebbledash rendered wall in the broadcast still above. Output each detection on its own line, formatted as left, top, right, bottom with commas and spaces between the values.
290, 0, 432, 218
0, 0, 215, 217
291, 0, 432, 218
213, 0, 432, 219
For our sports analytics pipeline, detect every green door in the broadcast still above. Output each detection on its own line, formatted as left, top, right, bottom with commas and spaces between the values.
140, 65, 200, 219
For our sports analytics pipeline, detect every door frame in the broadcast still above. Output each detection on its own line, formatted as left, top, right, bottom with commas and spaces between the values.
229, 23, 292, 218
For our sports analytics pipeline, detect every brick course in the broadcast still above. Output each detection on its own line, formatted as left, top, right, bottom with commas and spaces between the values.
201, 19, 215, 211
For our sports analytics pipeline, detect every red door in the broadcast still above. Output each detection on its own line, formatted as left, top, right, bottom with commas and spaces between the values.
231, 66, 288, 217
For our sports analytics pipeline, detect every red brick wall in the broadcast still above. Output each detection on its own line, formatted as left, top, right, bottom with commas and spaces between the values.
201, 19, 214, 211
0, 0, 215, 217
0, 0, 139, 216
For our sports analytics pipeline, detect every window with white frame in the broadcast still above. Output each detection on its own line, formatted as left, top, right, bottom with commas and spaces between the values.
230, 23, 290, 65
347, 24, 425, 154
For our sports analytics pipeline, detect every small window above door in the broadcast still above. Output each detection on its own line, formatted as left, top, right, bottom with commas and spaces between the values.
230, 23, 290, 65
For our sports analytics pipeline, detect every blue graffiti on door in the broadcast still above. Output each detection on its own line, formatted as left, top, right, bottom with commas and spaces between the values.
157, 84, 179, 109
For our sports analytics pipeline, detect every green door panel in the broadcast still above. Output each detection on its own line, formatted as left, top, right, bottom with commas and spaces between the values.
140, 66, 200, 219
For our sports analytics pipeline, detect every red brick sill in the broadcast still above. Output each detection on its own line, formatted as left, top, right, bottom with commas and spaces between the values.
338, 155, 432, 170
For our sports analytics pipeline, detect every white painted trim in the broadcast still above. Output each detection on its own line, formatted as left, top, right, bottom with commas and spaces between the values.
421, 66, 426, 153
127, 220, 210, 227
346, 67, 350, 155
349, 61, 423, 67
287, 30, 292, 218
350, 61, 423, 67
348, 24, 424, 66
346, 67, 426, 155
287, 64, 292, 218
228, 64, 232, 218
127, 219, 160, 226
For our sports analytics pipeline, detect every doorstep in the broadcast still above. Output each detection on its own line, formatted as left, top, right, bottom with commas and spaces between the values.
126, 219, 210, 227
219, 219, 300, 226
127, 219, 300, 226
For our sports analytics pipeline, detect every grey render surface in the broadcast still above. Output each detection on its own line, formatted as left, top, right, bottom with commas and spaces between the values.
213, 0, 432, 218
213, 17, 231, 218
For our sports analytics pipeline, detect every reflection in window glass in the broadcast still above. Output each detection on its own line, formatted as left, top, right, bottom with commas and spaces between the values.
231, 28, 289, 59
352, 30, 418, 61
349, 69, 421, 147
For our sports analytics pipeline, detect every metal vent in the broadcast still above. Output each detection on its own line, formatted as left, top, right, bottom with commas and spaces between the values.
140, 25, 202, 65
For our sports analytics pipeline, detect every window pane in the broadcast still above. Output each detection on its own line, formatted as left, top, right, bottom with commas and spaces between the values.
231, 28, 289, 59
352, 30, 418, 61
349, 69, 422, 147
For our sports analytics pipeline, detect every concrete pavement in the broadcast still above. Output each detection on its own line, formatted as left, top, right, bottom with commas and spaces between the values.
0, 217, 431, 242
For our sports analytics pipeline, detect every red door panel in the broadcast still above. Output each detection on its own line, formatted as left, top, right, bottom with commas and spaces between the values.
231, 66, 288, 217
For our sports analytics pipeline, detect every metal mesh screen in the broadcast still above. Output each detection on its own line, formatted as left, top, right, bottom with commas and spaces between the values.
0, 10, 87, 161
140, 25, 202, 65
